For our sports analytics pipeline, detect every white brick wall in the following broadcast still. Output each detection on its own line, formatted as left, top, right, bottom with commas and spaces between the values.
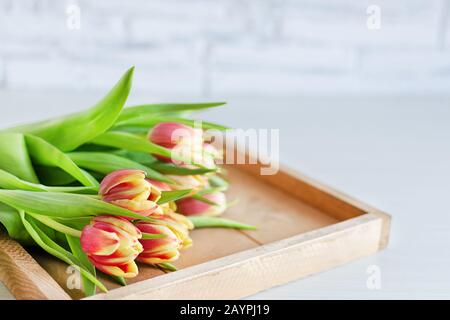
0, 0, 450, 97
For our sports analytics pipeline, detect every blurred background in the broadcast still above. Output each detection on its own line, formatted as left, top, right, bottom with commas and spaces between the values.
0, 0, 450, 97
1, 0, 450, 299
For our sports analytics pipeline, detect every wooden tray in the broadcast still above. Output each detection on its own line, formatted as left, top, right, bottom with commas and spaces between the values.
0, 160, 391, 300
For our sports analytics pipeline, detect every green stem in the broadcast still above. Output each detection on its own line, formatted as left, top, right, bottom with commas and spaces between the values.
188, 216, 257, 230
141, 233, 167, 239
29, 213, 83, 237
157, 262, 177, 272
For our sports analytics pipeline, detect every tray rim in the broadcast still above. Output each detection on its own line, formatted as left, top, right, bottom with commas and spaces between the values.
0, 163, 391, 300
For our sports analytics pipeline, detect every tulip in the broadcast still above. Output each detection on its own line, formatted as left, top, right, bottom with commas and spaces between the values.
80, 215, 143, 278
176, 192, 227, 217
157, 211, 194, 249
99, 169, 161, 218
135, 222, 182, 264
149, 122, 203, 149
165, 174, 208, 192
148, 122, 205, 165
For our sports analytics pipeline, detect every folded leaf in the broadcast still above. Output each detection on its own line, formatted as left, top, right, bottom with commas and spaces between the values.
7, 67, 134, 152
0, 168, 96, 193
67, 152, 173, 183
0, 133, 39, 183
157, 189, 192, 205
25, 134, 99, 188
0, 190, 155, 221
116, 115, 229, 131
34, 166, 77, 186
118, 102, 225, 123
0, 203, 33, 243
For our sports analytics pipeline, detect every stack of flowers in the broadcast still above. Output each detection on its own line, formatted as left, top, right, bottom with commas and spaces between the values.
0, 67, 254, 296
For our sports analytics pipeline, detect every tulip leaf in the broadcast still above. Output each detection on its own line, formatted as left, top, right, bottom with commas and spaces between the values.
118, 102, 226, 123
0, 190, 155, 221
191, 194, 219, 206
0, 203, 34, 244
208, 175, 229, 189
115, 115, 229, 131
188, 216, 257, 230
90, 131, 170, 154
66, 234, 97, 296
112, 150, 158, 165
158, 189, 192, 205
7, 67, 134, 152
109, 275, 126, 286
20, 212, 107, 292
157, 262, 177, 272
25, 134, 99, 188
67, 152, 173, 184
0, 168, 96, 193
141, 232, 167, 239
91, 131, 207, 168
34, 166, 78, 186
148, 162, 217, 175
0, 133, 39, 183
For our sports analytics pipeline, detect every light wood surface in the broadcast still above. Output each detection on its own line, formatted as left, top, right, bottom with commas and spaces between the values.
0, 233, 70, 300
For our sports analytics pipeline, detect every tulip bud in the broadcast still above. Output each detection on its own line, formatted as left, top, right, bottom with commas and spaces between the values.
157, 212, 194, 249
165, 174, 208, 192
100, 169, 161, 218
135, 222, 182, 264
80, 215, 143, 278
176, 192, 227, 217
149, 122, 203, 149
148, 122, 204, 165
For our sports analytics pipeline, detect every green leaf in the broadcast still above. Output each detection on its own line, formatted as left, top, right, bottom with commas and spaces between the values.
66, 235, 97, 296
112, 150, 158, 165
91, 131, 208, 168
208, 175, 229, 189
191, 194, 218, 206
20, 212, 107, 292
67, 152, 173, 184
157, 189, 192, 205
118, 102, 226, 123
157, 262, 177, 272
141, 232, 167, 239
34, 166, 78, 186
0, 203, 33, 243
116, 115, 229, 131
90, 131, 172, 156
7, 67, 134, 152
188, 216, 257, 230
0, 168, 96, 193
148, 162, 217, 175
25, 134, 99, 188
0, 190, 155, 221
0, 133, 39, 183
109, 276, 126, 286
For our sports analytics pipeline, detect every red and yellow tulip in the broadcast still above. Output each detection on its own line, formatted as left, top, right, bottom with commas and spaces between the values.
135, 222, 182, 264
176, 192, 227, 217
99, 169, 161, 218
80, 215, 143, 278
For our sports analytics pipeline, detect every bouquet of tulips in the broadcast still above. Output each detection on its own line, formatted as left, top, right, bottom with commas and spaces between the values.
0, 67, 254, 297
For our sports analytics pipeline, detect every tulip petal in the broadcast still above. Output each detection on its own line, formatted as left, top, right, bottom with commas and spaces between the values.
91, 260, 139, 278
93, 215, 142, 239
100, 169, 146, 195
81, 225, 120, 256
